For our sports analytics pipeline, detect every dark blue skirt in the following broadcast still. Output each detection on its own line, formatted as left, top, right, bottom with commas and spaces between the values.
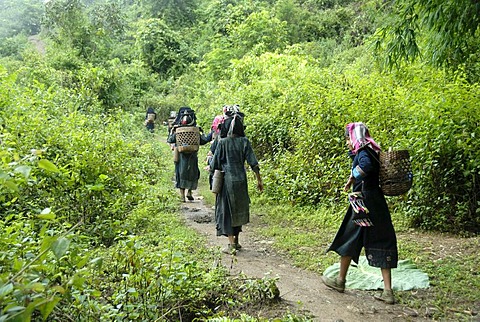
215, 182, 243, 237
327, 187, 398, 269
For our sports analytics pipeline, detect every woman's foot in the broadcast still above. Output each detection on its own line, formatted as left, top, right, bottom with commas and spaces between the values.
321, 276, 346, 293
233, 235, 241, 250
222, 244, 237, 255
186, 190, 194, 200
374, 289, 395, 304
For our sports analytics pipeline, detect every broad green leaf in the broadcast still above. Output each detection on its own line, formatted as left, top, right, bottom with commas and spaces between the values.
37, 207, 55, 220
38, 296, 61, 320
323, 258, 430, 291
14, 165, 31, 178
3, 181, 19, 192
40, 236, 57, 253
37, 213, 56, 220
38, 159, 59, 173
13, 258, 23, 271
21, 299, 40, 322
68, 275, 86, 288
76, 256, 89, 269
28, 282, 45, 292
89, 257, 103, 268
5, 305, 24, 313
52, 285, 65, 294
0, 283, 13, 299
86, 183, 104, 191
51, 237, 70, 259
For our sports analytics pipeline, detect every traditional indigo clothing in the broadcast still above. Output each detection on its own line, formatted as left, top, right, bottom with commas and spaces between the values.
327, 124, 398, 269
145, 107, 156, 132
211, 136, 259, 237
167, 128, 209, 190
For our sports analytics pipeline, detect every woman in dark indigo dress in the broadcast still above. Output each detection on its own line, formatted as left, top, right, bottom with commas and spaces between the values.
145, 107, 156, 132
167, 107, 209, 202
210, 108, 263, 254
322, 122, 398, 304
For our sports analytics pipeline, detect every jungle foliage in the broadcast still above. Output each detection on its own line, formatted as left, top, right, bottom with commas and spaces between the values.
0, 0, 479, 320
0, 57, 283, 321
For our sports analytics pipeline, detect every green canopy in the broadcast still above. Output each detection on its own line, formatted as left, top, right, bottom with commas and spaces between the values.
323, 258, 430, 291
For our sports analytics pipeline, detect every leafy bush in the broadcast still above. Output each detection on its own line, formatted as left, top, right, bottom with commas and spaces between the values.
133, 18, 193, 77
176, 50, 480, 234
0, 55, 285, 320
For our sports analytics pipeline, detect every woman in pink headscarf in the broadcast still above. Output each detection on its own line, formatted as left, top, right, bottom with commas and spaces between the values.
205, 114, 225, 186
322, 122, 398, 305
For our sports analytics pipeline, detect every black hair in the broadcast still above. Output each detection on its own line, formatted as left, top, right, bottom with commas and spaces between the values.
220, 112, 245, 138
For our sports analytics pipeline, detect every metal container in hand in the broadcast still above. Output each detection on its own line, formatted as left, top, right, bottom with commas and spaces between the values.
211, 170, 224, 194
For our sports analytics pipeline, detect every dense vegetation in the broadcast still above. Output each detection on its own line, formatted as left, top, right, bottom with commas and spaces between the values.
0, 0, 478, 320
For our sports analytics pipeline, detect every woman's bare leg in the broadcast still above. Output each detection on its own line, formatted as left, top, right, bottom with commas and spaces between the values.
339, 256, 352, 282
381, 268, 392, 290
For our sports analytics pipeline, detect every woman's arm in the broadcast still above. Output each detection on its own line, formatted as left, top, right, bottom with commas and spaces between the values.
167, 127, 176, 144
252, 165, 263, 192
352, 149, 374, 180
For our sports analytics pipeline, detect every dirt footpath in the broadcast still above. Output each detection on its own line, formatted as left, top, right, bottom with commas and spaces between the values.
181, 193, 430, 322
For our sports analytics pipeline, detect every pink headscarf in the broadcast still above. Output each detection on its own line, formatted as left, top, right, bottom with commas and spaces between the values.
211, 115, 224, 133
346, 122, 381, 154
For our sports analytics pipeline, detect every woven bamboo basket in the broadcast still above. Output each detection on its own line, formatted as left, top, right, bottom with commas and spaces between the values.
379, 150, 413, 196
176, 126, 200, 153
147, 113, 155, 122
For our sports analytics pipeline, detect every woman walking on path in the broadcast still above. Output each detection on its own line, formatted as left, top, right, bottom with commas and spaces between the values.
167, 107, 209, 202
210, 107, 263, 254
144, 107, 157, 132
322, 122, 398, 304
205, 113, 224, 189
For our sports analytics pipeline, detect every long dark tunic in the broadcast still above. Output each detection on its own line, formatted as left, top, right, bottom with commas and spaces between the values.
211, 136, 259, 236
327, 147, 398, 268
145, 110, 156, 132
167, 129, 209, 190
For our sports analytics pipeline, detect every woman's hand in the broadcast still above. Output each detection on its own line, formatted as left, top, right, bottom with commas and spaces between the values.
344, 176, 354, 192
254, 171, 264, 192
257, 179, 264, 192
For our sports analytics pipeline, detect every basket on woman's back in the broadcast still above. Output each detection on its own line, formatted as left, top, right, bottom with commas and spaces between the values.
176, 126, 200, 153
379, 149, 413, 196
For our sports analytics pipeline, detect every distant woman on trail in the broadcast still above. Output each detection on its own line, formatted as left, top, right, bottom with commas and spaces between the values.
210, 106, 263, 254
167, 107, 209, 202
145, 107, 157, 132
322, 122, 398, 304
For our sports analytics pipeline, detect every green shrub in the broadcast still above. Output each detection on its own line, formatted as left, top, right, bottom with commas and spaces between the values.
175, 50, 480, 234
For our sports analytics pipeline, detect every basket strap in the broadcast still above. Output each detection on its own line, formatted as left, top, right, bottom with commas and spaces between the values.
363, 146, 380, 164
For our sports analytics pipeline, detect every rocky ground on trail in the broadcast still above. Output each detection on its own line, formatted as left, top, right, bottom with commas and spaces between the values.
180, 193, 433, 322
